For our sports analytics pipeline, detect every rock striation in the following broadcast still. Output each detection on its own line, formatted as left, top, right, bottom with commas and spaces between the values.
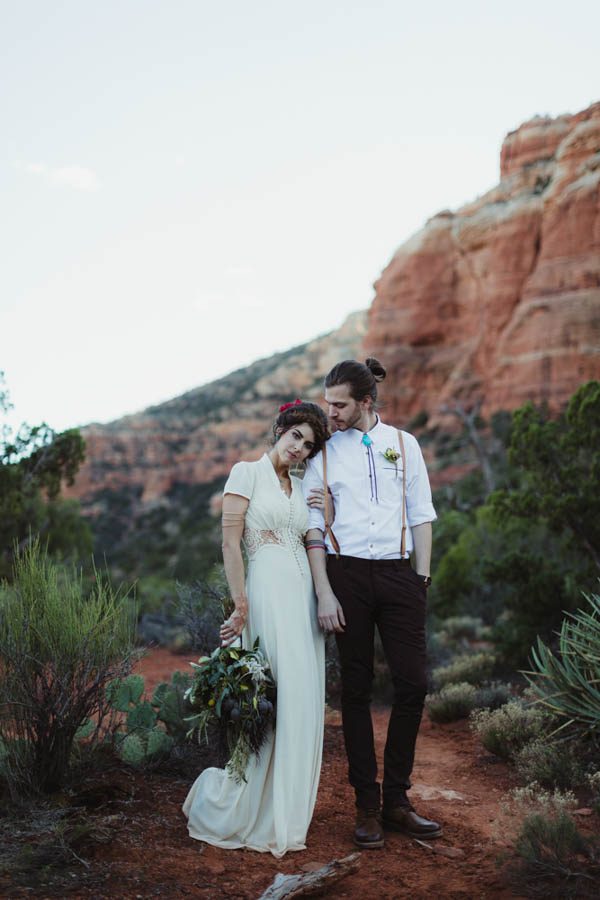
366, 102, 600, 425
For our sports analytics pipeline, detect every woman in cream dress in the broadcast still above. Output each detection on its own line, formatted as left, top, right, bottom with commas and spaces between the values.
183, 401, 331, 857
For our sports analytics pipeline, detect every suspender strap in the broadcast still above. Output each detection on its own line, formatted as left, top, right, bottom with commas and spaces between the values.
397, 429, 407, 558
321, 444, 340, 557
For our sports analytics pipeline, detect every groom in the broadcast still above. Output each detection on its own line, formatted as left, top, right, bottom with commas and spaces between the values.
303, 358, 441, 849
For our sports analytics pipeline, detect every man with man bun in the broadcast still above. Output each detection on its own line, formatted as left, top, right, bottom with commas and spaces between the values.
303, 358, 441, 849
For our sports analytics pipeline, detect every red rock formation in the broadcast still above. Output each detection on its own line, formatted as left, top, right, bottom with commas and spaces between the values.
367, 102, 600, 425
66, 103, 600, 525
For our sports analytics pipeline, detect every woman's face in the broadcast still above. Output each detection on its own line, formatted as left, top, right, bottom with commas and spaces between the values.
275, 422, 316, 465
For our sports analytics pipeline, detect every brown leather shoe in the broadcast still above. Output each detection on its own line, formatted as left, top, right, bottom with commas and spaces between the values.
382, 804, 442, 839
354, 807, 385, 849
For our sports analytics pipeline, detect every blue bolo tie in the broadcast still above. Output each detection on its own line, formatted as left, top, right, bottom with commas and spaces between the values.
361, 433, 379, 502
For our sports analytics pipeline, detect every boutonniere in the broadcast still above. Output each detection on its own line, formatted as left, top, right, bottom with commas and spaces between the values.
380, 447, 400, 478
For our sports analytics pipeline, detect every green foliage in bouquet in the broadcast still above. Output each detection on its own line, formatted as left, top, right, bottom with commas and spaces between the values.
185, 638, 276, 783
524, 591, 600, 742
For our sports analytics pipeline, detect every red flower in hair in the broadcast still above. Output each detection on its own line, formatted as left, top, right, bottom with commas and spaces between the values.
279, 398, 303, 413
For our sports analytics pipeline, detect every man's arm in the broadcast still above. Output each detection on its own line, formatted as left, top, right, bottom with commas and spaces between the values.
411, 521, 432, 577
305, 527, 345, 632
403, 432, 436, 577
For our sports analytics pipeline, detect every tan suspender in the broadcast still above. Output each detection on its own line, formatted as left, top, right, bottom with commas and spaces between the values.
321, 429, 408, 558
397, 429, 407, 558
321, 443, 341, 556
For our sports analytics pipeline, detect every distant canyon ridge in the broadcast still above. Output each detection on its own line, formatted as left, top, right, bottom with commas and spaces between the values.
66, 101, 600, 532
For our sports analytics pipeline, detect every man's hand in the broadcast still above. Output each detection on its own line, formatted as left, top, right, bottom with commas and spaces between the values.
318, 589, 346, 633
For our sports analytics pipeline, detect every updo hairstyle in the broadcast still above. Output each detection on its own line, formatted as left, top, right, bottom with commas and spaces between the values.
272, 401, 329, 458
325, 357, 387, 404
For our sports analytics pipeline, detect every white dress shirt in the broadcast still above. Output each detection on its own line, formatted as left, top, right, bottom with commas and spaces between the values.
302, 418, 436, 559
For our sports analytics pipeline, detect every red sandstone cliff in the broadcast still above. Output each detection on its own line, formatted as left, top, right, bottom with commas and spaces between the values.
367, 102, 600, 424
66, 103, 600, 524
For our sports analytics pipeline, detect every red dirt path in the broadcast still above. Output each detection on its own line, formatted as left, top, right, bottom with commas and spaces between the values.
101, 648, 520, 899
8, 648, 530, 898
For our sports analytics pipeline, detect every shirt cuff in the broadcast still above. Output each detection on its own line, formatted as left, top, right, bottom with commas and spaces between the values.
307, 508, 326, 532
406, 504, 437, 527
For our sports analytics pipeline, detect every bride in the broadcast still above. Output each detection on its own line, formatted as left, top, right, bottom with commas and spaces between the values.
182, 399, 334, 857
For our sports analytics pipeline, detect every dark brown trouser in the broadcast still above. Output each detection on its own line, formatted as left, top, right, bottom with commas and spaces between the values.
326, 555, 427, 811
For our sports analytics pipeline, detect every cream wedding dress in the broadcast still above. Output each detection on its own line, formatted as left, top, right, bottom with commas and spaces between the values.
182, 454, 325, 857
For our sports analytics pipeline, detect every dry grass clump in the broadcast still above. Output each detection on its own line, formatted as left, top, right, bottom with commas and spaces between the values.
499, 785, 600, 897
426, 681, 512, 724
470, 701, 551, 761
432, 651, 496, 689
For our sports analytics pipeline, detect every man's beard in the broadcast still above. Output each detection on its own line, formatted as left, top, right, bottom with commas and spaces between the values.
335, 405, 363, 431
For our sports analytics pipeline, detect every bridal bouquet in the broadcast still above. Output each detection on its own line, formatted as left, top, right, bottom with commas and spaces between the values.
184, 638, 276, 782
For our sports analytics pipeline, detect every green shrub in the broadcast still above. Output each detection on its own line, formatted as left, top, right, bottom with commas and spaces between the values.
0, 542, 136, 797
474, 681, 512, 711
439, 615, 487, 642
432, 651, 496, 689
587, 771, 600, 816
427, 680, 512, 724
524, 591, 600, 742
470, 701, 551, 761
514, 812, 592, 884
502, 786, 600, 894
426, 682, 477, 723
515, 739, 586, 790
174, 578, 223, 654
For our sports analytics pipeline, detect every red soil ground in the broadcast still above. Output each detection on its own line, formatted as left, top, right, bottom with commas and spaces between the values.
89, 648, 522, 898
6, 648, 554, 898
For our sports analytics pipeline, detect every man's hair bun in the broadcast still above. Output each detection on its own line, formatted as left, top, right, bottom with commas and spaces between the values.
365, 357, 386, 382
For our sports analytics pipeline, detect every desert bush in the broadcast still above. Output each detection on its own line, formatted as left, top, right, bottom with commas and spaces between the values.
426, 682, 478, 723
426, 680, 512, 724
0, 542, 136, 797
515, 739, 586, 791
432, 651, 496, 689
524, 591, 600, 743
502, 784, 600, 896
470, 701, 551, 761
587, 771, 600, 816
513, 812, 596, 892
474, 681, 513, 711
438, 615, 488, 643
175, 577, 225, 654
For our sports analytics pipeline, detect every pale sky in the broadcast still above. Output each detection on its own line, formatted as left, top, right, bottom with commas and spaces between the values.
1, 0, 598, 434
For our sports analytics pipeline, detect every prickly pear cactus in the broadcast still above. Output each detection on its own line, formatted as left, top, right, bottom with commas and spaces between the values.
106, 672, 186, 767
106, 675, 145, 712
147, 728, 174, 758
119, 732, 146, 766
126, 700, 157, 731
151, 671, 192, 742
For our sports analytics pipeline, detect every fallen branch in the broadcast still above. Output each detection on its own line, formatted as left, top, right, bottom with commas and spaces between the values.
258, 852, 361, 899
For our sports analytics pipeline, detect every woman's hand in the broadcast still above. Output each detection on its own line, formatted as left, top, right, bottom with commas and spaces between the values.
220, 606, 247, 647
317, 589, 346, 634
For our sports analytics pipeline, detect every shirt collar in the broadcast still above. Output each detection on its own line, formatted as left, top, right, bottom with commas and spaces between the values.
348, 415, 385, 441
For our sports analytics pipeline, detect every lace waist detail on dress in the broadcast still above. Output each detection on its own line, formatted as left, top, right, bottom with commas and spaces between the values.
243, 528, 305, 564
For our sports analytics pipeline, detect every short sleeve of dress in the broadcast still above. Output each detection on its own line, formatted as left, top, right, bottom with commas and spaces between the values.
223, 461, 255, 500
